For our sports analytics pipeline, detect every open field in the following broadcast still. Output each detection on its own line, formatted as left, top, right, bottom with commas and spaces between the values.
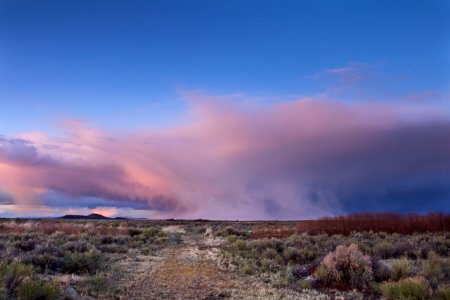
0, 214, 449, 300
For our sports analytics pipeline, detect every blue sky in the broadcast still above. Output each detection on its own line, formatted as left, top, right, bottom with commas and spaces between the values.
1, 0, 448, 134
0, 1, 449, 218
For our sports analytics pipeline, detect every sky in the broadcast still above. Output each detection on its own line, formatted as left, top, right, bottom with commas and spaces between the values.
0, 0, 449, 219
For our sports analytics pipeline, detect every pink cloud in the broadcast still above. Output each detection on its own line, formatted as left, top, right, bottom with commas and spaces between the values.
1, 94, 449, 219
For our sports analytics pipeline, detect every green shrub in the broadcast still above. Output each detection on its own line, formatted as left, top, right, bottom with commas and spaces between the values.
111, 221, 120, 228
215, 226, 246, 237
62, 250, 105, 274
140, 247, 153, 255
315, 265, 328, 282
380, 276, 430, 300
372, 258, 391, 282
16, 239, 36, 252
169, 233, 182, 244
430, 236, 448, 257
29, 249, 105, 275
35, 244, 64, 257
262, 248, 277, 260
259, 258, 273, 272
196, 226, 207, 234
227, 235, 237, 243
0, 262, 61, 299
274, 254, 284, 265
0, 285, 7, 299
128, 228, 142, 237
0, 261, 34, 294
297, 247, 318, 262
142, 228, 160, 238
283, 247, 302, 264
214, 228, 229, 237
99, 236, 114, 245
17, 278, 61, 300
422, 251, 447, 288
378, 232, 388, 238
315, 244, 373, 289
96, 244, 128, 254
79, 274, 109, 297
375, 240, 395, 259
393, 240, 415, 259
153, 237, 168, 245
284, 265, 295, 283
64, 240, 89, 252
224, 226, 245, 236
391, 258, 411, 281
29, 253, 64, 273
298, 279, 312, 289
235, 240, 247, 251
241, 261, 256, 275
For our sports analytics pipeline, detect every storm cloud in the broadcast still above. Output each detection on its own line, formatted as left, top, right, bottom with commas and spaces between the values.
0, 95, 449, 219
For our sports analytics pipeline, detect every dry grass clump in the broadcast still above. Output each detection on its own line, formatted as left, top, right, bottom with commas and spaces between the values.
314, 244, 373, 289
380, 276, 430, 300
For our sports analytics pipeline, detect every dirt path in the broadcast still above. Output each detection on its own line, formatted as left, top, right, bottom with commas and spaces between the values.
119, 232, 236, 299
116, 228, 332, 300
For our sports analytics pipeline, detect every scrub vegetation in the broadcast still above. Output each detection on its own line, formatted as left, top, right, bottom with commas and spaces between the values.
0, 213, 448, 299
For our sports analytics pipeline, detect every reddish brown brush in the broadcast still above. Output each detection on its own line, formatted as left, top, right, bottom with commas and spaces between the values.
33, 222, 85, 235
0, 221, 129, 236
249, 213, 449, 239
251, 226, 296, 239
297, 212, 449, 235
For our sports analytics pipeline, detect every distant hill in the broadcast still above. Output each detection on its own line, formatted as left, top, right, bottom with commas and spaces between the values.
59, 213, 114, 220
57, 213, 147, 220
